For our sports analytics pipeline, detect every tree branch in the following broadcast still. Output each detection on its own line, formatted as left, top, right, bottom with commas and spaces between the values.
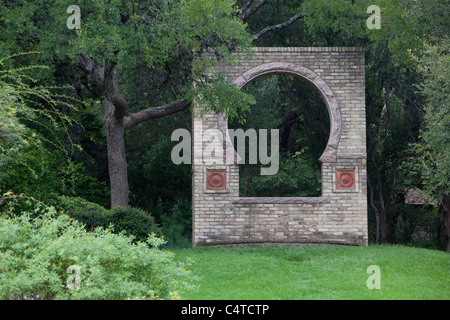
367, 176, 381, 243
238, 0, 268, 21
253, 12, 306, 40
238, 0, 254, 20
103, 61, 128, 120
77, 54, 127, 121
77, 54, 105, 90
123, 98, 191, 131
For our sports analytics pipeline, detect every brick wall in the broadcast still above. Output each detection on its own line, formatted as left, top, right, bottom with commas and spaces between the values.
192, 47, 368, 246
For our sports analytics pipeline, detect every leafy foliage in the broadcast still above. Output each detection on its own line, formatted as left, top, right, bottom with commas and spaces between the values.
229, 74, 327, 197
160, 197, 192, 248
0, 210, 194, 300
108, 206, 162, 242
301, 0, 370, 46
242, 153, 321, 197
53, 196, 162, 243
414, 39, 450, 201
127, 131, 192, 214
0, 193, 162, 244
0, 0, 255, 118
192, 73, 256, 124
0, 192, 55, 220
0, 52, 109, 205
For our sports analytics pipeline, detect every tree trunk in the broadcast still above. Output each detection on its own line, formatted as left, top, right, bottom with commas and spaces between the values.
378, 207, 387, 243
443, 194, 450, 253
104, 99, 129, 208
368, 134, 388, 244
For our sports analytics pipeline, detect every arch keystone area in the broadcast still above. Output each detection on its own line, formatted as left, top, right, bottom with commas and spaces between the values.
192, 47, 367, 247
232, 61, 341, 164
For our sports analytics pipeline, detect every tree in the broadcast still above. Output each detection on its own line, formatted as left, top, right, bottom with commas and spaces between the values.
0, 52, 94, 200
365, 0, 449, 245
1, 0, 256, 208
74, 0, 258, 208
241, 0, 448, 246
1, 0, 310, 209
414, 39, 450, 252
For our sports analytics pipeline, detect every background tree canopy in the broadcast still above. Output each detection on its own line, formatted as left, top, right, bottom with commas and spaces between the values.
0, 0, 448, 250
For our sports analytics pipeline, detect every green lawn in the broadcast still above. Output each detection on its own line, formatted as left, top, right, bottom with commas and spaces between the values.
173, 245, 449, 300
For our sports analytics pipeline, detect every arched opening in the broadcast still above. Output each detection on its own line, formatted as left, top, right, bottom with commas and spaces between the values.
193, 49, 367, 247
228, 73, 330, 197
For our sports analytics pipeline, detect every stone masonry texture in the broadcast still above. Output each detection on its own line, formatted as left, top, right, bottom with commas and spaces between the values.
192, 47, 368, 247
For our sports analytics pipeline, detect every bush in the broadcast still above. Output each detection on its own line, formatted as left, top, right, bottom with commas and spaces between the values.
243, 153, 321, 197
394, 204, 443, 249
0, 191, 54, 219
43, 194, 107, 213
108, 206, 162, 242
160, 198, 192, 248
52, 196, 163, 242
0, 211, 194, 300
0, 193, 162, 244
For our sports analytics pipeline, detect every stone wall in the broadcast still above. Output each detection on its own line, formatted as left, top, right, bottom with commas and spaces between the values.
192, 47, 368, 246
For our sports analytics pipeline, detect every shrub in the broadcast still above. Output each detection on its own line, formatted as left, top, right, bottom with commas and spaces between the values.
51, 195, 110, 231
43, 194, 107, 214
0, 193, 162, 244
54, 196, 163, 242
0, 191, 52, 219
160, 198, 192, 248
0, 211, 194, 300
244, 153, 321, 197
109, 206, 162, 242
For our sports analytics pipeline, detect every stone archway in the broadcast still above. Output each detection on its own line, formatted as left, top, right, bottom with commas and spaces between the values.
220, 61, 341, 164
192, 47, 367, 247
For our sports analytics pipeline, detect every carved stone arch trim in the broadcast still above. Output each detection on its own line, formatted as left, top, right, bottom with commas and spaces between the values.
220, 62, 341, 163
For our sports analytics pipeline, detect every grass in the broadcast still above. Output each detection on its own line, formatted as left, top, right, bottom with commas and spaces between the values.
173, 245, 450, 300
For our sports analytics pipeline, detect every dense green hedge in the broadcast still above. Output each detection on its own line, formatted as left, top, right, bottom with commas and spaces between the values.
0, 192, 162, 244
53, 195, 162, 242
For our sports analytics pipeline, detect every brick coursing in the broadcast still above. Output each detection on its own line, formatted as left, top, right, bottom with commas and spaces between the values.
192, 47, 367, 246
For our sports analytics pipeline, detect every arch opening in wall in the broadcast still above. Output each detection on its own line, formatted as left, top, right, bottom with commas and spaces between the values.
221, 62, 342, 199
228, 73, 330, 197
